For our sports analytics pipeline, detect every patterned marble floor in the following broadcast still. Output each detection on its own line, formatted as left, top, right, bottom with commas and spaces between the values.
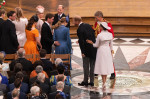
71, 38, 150, 99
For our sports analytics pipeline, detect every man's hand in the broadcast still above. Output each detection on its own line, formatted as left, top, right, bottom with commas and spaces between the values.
54, 41, 60, 46
111, 50, 114, 55
82, 54, 85, 57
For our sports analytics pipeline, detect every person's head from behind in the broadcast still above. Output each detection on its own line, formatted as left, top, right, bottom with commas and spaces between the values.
60, 17, 67, 25
37, 73, 45, 83
94, 11, 104, 22
15, 7, 24, 21
57, 5, 64, 15
55, 58, 63, 66
26, 15, 38, 31
57, 66, 65, 74
30, 86, 40, 96
12, 89, 19, 99
33, 60, 43, 69
0, 9, 5, 18
36, 5, 45, 19
17, 48, 25, 58
56, 81, 64, 91
39, 49, 47, 58
73, 15, 82, 26
14, 78, 22, 89
57, 75, 64, 82
7, 11, 16, 21
0, 51, 5, 64
14, 63, 23, 73
35, 65, 43, 74
15, 71, 24, 81
45, 13, 54, 24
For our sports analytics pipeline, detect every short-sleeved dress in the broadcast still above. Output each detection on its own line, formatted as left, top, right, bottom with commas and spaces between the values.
24, 25, 39, 62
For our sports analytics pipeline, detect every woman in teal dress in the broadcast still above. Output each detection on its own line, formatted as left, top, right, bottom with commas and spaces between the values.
53, 17, 72, 70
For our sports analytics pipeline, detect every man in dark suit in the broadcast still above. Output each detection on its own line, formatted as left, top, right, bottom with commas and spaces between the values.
0, 9, 5, 39
9, 48, 33, 71
9, 77, 29, 94
39, 49, 53, 71
49, 81, 67, 99
74, 16, 97, 87
41, 13, 54, 54
0, 11, 19, 54
52, 5, 70, 28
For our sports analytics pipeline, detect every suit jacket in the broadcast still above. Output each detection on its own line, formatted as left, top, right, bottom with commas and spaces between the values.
48, 91, 67, 99
7, 91, 27, 99
41, 22, 54, 54
0, 84, 7, 94
53, 13, 70, 28
77, 23, 97, 59
0, 18, 4, 40
9, 71, 29, 84
29, 76, 50, 86
40, 59, 53, 71
9, 82, 29, 94
9, 58, 33, 71
50, 85, 70, 95
36, 81, 50, 94
0, 19, 19, 54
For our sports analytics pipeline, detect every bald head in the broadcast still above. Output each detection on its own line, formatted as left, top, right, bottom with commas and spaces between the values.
17, 48, 25, 58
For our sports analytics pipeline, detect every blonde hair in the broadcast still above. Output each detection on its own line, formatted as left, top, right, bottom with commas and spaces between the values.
15, 7, 24, 21
53, 17, 66, 29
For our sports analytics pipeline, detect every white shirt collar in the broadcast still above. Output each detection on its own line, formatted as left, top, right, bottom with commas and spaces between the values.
58, 13, 63, 18
8, 18, 12, 21
79, 22, 83, 26
45, 21, 50, 26
57, 90, 62, 92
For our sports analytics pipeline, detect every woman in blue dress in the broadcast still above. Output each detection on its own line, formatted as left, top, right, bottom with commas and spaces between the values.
53, 17, 72, 69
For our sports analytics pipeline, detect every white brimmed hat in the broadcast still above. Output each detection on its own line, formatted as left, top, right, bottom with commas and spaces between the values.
100, 22, 111, 30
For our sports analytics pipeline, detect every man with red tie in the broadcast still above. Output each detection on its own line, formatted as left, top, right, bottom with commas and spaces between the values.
93, 11, 116, 79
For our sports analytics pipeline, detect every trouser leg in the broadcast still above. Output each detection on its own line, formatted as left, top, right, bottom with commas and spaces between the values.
83, 57, 90, 83
89, 58, 95, 83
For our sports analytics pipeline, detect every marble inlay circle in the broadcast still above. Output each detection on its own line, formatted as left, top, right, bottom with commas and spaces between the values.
72, 70, 150, 95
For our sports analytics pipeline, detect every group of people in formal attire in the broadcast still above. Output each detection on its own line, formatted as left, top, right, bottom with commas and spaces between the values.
73, 11, 116, 90
0, 4, 72, 99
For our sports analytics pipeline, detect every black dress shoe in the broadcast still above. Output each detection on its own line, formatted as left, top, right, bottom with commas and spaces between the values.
78, 81, 88, 87
88, 83, 94, 87
110, 73, 115, 79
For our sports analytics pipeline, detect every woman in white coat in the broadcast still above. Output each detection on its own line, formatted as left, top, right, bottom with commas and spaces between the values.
87, 22, 114, 89
13, 7, 28, 47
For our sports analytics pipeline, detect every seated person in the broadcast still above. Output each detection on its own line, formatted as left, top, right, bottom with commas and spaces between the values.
7, 80, 27, 99
29, 72, 50, 87
9, 63, 29, 84
30, 86, 44, 99
34, 73, 50, 94
0, 52, 9, 86
9, 48, 33, 71
50, 75, 70, 98
0, 76, 7, 94
11, 88, 20, 99
9, 75, 29, 94
30, 65, 49, 78
50, 58, 69, 76
48, 81, 66, 99
40, 49, 53, 71
50, 66, 72, 87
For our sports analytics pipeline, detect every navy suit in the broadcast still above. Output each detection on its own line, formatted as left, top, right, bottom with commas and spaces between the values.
40, 59, 53, 71
7, 91, 27, 99
9, 82, 29, 94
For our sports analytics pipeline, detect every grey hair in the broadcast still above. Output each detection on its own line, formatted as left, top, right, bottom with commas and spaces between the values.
35, 65, 43, 74
55, 58, 63, 66
56, 81, 64, 90
37, 73, 45, 82
30, 86, 40, 95
94, 11, 103, 18
17, 48, 25, 58
58, 5, 64, 9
